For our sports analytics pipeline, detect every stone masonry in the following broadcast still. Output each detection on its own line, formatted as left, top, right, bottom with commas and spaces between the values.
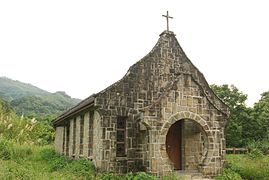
53, 30, 229, 178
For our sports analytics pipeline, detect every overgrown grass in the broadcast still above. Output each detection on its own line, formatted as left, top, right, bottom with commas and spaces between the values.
0, 140, 159, 179
0, 139, 95, 179
3, 139, 269, 180
217, 154, 269, 180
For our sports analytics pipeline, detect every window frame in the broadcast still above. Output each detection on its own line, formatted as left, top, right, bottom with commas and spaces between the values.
116, 116, 127, 157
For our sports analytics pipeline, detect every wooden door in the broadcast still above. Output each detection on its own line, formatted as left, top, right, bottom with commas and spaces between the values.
166, 120, 182, 170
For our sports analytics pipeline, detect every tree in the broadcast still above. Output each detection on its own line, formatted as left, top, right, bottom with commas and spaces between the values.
211, 84, 251, 147
251, 91, 269, 141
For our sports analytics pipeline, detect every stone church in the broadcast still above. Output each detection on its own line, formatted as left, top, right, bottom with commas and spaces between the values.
53, 15, 229, 178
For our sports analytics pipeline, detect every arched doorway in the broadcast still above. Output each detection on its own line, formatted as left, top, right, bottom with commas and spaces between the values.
166, 120, 183, 170
166, 119, 207, 171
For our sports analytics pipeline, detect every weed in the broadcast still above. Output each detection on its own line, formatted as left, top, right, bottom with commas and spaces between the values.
215, 169, 242, 180
162, 172, 179, 180
226, 154, 269, 180
96, 172, 122, 180
66, 158, 95, 177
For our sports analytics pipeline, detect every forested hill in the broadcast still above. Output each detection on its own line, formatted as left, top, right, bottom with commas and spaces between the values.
0, 77, 81, 117
0, 77, 50, 101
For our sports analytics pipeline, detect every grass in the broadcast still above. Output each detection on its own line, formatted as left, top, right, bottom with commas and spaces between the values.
0, 141, 157, 179
1, 140, 269, 180
217, 154, 269, 180
0, 143, 92, 179
226, 154, 269, 180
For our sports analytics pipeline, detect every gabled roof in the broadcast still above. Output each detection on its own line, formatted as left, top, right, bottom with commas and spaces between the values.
53, 30, 229, 127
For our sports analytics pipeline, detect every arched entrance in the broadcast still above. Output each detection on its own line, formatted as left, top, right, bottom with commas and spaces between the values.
165, 118, 208, 171
166, 120, 183, 170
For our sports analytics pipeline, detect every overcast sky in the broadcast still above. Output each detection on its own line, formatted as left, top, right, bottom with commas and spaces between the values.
1, 0, 268, 107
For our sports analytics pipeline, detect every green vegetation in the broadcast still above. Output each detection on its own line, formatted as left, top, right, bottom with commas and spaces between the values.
215, 169, 242, 180
0, 77, 49, 101
211, 84, 269, 148
0, 142, 158, 179
11, 91, 80, 117
212, 84, 269, 179
217, 154, 269, 180
0, 77, 80, 117
0, 143, 95, 179
0, 98, 54, 145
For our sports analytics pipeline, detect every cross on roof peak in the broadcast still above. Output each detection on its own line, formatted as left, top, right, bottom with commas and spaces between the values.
162, 11, 173, 32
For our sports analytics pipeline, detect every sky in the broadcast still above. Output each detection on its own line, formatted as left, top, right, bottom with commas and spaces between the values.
0, 0, 269, 107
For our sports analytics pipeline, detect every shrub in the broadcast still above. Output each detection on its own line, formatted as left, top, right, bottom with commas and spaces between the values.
247, 141, 264, 158
39, 147, 58, 161
226, 154, 269, 180
66, 158, 95, 177
131, 172, 156, 180
215, 169, 242, 180
162, 172, 178, 180
125, 172, 156, 180
49, 155, 69, 171
38, 147, 69, 171
248, 140, 269, 155
97, 172, 122, 180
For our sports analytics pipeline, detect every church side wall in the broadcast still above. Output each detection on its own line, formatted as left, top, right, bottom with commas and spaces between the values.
54, 109, 104, 167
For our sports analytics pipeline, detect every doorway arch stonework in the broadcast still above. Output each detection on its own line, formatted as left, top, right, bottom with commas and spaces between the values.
157, 111, 216, 176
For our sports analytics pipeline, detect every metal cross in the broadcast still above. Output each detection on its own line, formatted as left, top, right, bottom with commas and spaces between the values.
162, 11, 173, 31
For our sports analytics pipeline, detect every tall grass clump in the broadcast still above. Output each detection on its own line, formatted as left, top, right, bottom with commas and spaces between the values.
0, 138, 13, 160
125, 172, 156, 180
215, 169, 242, 180
96, 172, 156, 180
0, 99, 54, 146
38, 147, 96, 178
226, 154, 269, 180
0, 138, 33, 162
0, 161, 34, 180
39, 147, 69, 171
66, 158, 96, 178
247, 140, 269, 157
162, 172, 179, 180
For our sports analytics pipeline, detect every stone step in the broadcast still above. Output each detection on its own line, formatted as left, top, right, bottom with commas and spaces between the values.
176, 170, 212, 180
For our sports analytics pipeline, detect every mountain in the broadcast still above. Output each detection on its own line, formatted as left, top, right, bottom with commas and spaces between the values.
0, 77, 50, 101
0, 77, 81, 117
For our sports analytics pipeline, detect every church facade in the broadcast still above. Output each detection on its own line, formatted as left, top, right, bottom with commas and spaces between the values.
53, 30, 229, 178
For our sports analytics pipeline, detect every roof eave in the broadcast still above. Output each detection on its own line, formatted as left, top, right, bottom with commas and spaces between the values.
52, 95, 96, 127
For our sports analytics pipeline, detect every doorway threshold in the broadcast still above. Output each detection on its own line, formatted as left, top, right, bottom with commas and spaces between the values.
175, 170, 212, 180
